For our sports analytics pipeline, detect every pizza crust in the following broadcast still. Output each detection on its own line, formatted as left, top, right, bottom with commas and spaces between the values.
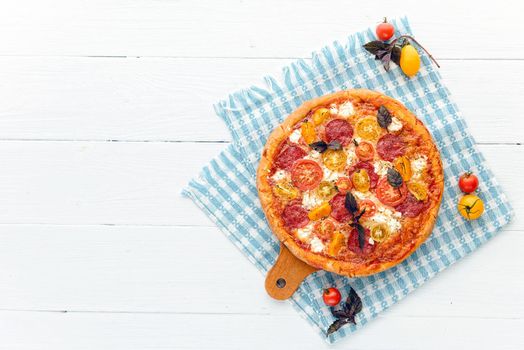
257, 89, 444, 277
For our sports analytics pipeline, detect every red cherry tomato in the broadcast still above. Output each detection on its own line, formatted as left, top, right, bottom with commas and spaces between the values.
322, 287, 341, 306
355, 141, 375, 161
458, 172, 479, 193
376, 177, 408, 206
291, 159, 323, 191
358, 199, 377, 218
376, 19, 395, 41
335, 177, 352, 194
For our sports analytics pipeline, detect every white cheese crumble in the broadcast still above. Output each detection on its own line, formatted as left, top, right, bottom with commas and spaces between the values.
338, 101, 354, 117
302, 190, 324, 210
368, 207, 402, 234
387, 117, 403, 133
322, 166, 344, 182
271, 169, 290, 182
368, 237, 375, 245
345, 148, 358, 167
353, 190, 373, 200
289, 129, 302, 143
296, 223, 314, 241
411, 155, 428, 179
329, 104, 339, 115
304, 150, 321, 161
374, 160, 392, 176
310, 237, 325, 253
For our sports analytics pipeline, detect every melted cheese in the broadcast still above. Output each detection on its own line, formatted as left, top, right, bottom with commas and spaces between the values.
411, 155, 428, 179
310, 237, 325, 253
367, 207, 402, 233
374, 160, 392, 176
271, 169, 290, 182
302, 190, 324, 210
322, 166, 344, 182
338, 101, 354, 117
387, 117, 403, 132
289, 129, 302, 143
296, 223, 314, 241
304, 150, 321, 161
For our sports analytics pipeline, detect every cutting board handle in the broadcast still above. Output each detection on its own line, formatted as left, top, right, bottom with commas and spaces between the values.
265, 243, 318, 300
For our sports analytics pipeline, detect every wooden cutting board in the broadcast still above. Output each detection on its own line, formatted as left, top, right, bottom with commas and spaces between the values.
265, 243, 318, 300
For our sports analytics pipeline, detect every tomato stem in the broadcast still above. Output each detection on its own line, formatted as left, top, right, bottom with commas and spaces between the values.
390, 35, 441, 68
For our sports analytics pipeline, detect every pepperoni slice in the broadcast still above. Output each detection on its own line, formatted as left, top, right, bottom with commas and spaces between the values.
324, 119, 353, 146
348, 161, 379, 188
347, 227, 375, 255
395, 193, 429, 218
377, 134, 406, 161
282, 203, 309, 228
275, 144, 307, 170
329, 193, 352, 222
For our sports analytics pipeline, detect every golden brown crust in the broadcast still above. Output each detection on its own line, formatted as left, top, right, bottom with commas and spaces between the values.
257, 89, 444, 277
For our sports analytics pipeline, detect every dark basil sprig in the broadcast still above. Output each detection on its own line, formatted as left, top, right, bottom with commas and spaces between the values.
309, 141, 342, 153
344, 192, 358, 214
326, 287, 363, 336
345, 192, 367, 250
377, 105, 392, 129
387, 168, 403, 188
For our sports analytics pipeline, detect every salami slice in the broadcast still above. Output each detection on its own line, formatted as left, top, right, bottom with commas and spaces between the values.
282, 203, 309, 228
275, 144, 307, 170
347, 227, 375, 255
394, 193, 429, 218
377, 134, 406, 161
324, 119, 353, 146
348, 161, 379, 188
329, 193, 352, 222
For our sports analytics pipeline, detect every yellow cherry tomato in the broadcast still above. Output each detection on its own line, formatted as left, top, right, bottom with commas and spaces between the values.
408, 182, 428, 201
352, 169, 370, 192
370, 224, 390, 242
355, 116, 381, 141
317, 181, 337, 199
272, 181, 299, 200
322, 149, 347, 171
308, 202, 332, 221
301, 121, 316, 144
400, 44, 421, 77
328, 231, 346, 256
458, 194, 484, 220
312, 108, 330, 125
394, 156, 412, 181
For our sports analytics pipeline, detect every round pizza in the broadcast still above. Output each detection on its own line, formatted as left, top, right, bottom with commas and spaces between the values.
257, 89, 444, 277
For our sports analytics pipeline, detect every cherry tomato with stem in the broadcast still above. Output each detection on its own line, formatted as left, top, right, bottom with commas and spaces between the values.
458, 172, 479, 193
323, 287, 342, 306
376, 18, 395, 41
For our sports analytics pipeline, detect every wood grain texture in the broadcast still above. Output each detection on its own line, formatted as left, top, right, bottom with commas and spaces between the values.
0, 0, 522, 348
0, 57, 522, 143
265, 244, 317, 300
1, 0, 523, 58
0, 224, 521, 320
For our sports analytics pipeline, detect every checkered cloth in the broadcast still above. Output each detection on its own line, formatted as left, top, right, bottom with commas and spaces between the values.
182, 17, 513, 344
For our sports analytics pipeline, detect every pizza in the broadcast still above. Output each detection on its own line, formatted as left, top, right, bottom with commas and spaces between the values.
257, 89, 444, 277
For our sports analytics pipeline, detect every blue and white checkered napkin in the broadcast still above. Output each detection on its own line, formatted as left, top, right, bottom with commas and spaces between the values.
182, 17, 513, 344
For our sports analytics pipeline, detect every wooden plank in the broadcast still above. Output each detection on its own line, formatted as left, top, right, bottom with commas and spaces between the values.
0, 310, 522, 349
0, 142, 520, 227
1, 0, 523, 59
0, 224, 521, 318
0, 57, 522, 143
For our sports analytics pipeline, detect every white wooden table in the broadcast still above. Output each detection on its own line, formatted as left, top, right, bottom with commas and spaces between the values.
0, 1, 522, 348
